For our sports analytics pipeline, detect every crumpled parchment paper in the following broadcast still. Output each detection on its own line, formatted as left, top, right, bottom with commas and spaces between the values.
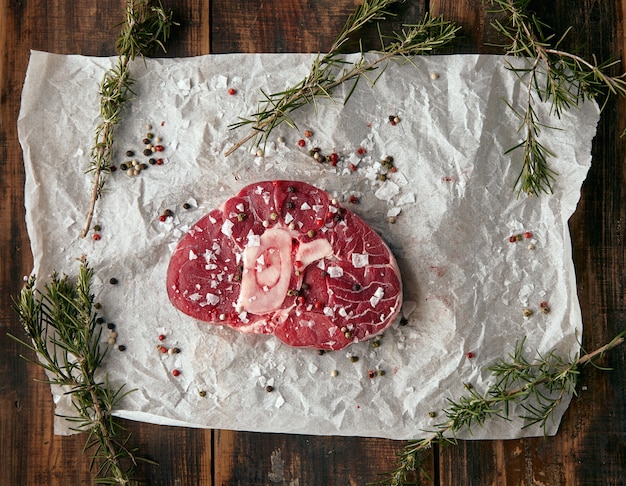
18, 50, 599, 439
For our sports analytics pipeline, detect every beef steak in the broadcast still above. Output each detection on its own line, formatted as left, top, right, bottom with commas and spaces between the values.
166, 180, 402, 350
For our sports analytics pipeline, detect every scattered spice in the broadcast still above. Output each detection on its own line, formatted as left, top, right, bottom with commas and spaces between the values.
297, 139, 306, 147
158, 334, 166, 341
172, 369, 181, 377
523, 308, 533, 317
125, 150, 134, 157
227, 87, 237, 95
183, 203, 191, 210
331, 369, 339, 377
93, 233, 101, 241
303, 129, 313, 138
349, 194, 359, 204
466, 352, 475, 359
118, 345, 126, 352
349, 355, 359, 363
199, 390, 207, 397
265, 385, 274, 392
368, 370, 376, 378
429, 411, 437, 417
109, 278, 118, 285
356, 147, 366, 156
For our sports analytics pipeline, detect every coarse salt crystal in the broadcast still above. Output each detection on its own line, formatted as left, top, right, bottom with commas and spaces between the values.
189, 250, 198, 261
301, 202, 311, 210
370, 287, 385, 307
327, 266, 344, 278
351, 253, 369, 268
206, 293, 220, 306
221, 219, 234, 237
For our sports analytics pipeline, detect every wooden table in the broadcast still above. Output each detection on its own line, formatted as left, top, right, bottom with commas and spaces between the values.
1, 1, 624, 484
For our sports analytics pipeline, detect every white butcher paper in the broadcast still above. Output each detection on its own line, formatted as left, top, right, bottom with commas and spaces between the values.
18, 50, 600, 440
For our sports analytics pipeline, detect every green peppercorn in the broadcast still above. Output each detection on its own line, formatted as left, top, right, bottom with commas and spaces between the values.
349, 356, 359, 363
199, 390, 207, 397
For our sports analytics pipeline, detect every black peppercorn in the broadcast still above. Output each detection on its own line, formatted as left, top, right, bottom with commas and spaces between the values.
148, 158, 157, 165
143, 148, 153, 156
125, 150, 134, 157
109, 278, 118, 285
183, 203, 191, 210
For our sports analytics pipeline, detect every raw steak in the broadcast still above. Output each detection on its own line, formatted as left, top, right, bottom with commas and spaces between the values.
166, 180, 402, 350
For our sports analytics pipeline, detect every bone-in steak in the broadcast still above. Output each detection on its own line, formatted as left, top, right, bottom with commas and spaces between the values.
166, 180, 402, 350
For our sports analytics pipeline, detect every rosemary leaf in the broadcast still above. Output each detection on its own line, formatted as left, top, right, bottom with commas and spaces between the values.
372, 331, 626, 485
81, 0, 176, 238
11, 257, 148, 485
485, 0, 626, 196
225, 1, 459, 156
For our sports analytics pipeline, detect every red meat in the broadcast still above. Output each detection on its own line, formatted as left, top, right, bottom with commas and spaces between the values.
166, 180, 402, 350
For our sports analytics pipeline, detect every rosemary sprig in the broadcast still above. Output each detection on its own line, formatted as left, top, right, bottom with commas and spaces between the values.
80, 0, 175, 238
11, 257, 149, 485
225, 0, 459, 156
373, 332, 626, 486
486, 0, 626, 196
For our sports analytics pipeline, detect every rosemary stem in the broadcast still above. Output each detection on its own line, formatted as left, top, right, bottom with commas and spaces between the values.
224, 49, 398, 157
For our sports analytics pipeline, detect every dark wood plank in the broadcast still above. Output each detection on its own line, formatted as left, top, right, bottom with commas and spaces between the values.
2, 1, 624, 485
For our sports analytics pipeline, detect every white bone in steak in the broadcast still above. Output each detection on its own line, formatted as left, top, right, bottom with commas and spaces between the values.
166, 180, 402, 350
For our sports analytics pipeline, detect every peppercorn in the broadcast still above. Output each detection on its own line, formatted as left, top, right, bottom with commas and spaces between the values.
378, 370, 386, 376
227, 87, 237, 95
307, 229, 316, 238
349, 356, 359, 363
297, 139, 306, 148
142, 138, 151, 145
143, 148, 152, 156
93, 224, 101, 232
146, 132, 154, 139
265, 385, 274, 392
183, 203, 191, 210
109, 278, 118, 285
317, 349, 325, 355
331, 370, 339, 377
96, 317, 105, 325
148, 158, 157, 165
164, 209, 174, 217
126, 150, 134, 157
154, 145, 164, 152
429, 411, 437, 418
118, 345, 126, 352
172, 369, 181, 377
93, 233, 101, 241
303, 130, 313, 138
120, 163, 128, 171
368, 370, 376, 378
107, 322, 116, 330
199, 390, 207, 397
523, 308, 533, 317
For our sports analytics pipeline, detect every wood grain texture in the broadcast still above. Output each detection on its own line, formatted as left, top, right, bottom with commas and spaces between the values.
1, 1, 624, 485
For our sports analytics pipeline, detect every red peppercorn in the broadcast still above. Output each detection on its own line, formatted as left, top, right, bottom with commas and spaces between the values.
297, 139, 306, 147
156, 158, 164, 165
540, 301, 548, 308
158, 334, 166, 341
356, 147, 366, 156
93, 233, 101, 241
228, 87, 237, 95
368, 370, 376, 378
315, 218, 324, 228
349, 163, 357, 171
349, 195, 359, 204
159, 214, 167, 222
314, 301, 324, 310
509, 235, 517, 243
524, 231, 533, 239
329, 153, 339, 166
154, 145, 164, 152
466, 352, 475, 359
172, 369, 181, 377
303, 130, 313, 138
